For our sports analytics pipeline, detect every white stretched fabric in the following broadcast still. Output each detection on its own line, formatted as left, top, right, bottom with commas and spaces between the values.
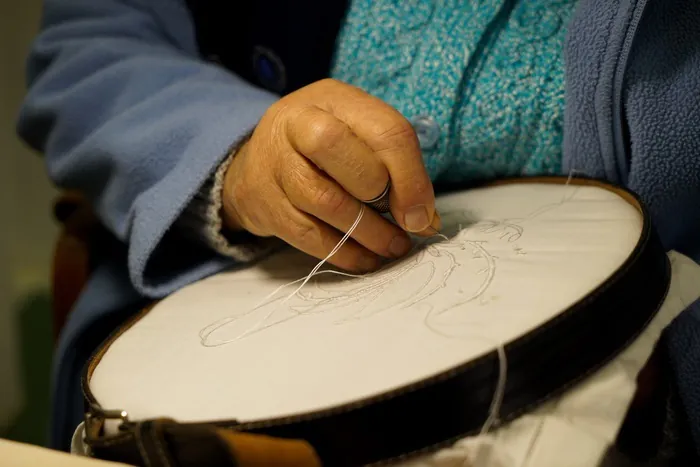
82, 182, 696, 466
90, 184, 644, 422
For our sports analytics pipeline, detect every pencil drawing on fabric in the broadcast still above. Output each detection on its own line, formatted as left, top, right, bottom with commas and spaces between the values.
198, 184, 581, 348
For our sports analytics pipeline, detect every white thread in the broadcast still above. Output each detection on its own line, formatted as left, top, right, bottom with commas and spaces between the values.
207, 205, 368, 342
200, 203, 509, 439
482, 344, 507, 435
424, 309, 507, 438
197, 267, 367, 346
201, 172, 590, 454
470, 170, 584, 450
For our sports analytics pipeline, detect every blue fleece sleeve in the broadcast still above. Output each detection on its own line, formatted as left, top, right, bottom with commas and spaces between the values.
17, 0, 278, 298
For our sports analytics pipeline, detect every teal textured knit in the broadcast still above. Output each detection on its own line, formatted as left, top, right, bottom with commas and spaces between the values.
331, 0, 577, 183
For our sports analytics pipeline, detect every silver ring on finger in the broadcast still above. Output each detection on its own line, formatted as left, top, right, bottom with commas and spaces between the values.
363, 181, 391, 213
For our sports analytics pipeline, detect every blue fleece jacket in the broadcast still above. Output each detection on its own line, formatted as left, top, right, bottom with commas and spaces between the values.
16, 0, 700, 454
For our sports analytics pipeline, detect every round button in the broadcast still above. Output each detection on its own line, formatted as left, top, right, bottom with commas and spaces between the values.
252, 46, 287, 93
410, 115, 440, 150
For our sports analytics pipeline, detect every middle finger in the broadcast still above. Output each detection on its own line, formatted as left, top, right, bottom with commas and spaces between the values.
282, 154, 413, 259
287, 106, 391, 204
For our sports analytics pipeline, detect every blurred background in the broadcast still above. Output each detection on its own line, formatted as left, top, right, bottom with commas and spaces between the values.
0, 0, 58, 446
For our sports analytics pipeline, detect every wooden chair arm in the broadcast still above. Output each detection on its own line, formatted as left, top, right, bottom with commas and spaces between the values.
51, 192, 102, 342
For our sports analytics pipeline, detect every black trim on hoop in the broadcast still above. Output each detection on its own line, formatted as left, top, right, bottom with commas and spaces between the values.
83, 176, 671, 467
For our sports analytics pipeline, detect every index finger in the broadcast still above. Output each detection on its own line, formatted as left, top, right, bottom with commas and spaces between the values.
307, 79, 438, 233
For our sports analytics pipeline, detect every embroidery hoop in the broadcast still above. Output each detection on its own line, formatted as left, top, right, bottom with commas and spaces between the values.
81, 176, 671, 466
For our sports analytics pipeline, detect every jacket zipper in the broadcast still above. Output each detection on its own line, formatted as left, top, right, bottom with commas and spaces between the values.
611, 0, 651, 184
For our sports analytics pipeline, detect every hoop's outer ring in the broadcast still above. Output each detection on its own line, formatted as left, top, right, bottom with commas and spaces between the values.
83, 176, 671, 467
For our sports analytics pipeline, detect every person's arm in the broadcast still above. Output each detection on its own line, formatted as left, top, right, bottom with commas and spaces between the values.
17, 0, 278, 297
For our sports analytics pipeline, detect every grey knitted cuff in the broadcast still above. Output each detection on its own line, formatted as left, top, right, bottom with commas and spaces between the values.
177, 135, 279, 262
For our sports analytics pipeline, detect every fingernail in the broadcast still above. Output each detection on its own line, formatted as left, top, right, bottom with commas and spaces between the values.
388, 235, 412, 257
431, 211, 442, 231
358, 255, 379, 272
404, 205, 430, 232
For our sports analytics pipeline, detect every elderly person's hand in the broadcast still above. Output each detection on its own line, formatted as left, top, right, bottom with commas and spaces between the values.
222, 79, 440, 272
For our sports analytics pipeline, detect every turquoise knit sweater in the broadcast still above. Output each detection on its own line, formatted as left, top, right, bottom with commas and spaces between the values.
331, 0, 577, 183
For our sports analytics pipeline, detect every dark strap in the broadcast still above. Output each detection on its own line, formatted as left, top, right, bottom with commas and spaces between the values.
133, 420, 177, 467
88, 419, 320, 467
